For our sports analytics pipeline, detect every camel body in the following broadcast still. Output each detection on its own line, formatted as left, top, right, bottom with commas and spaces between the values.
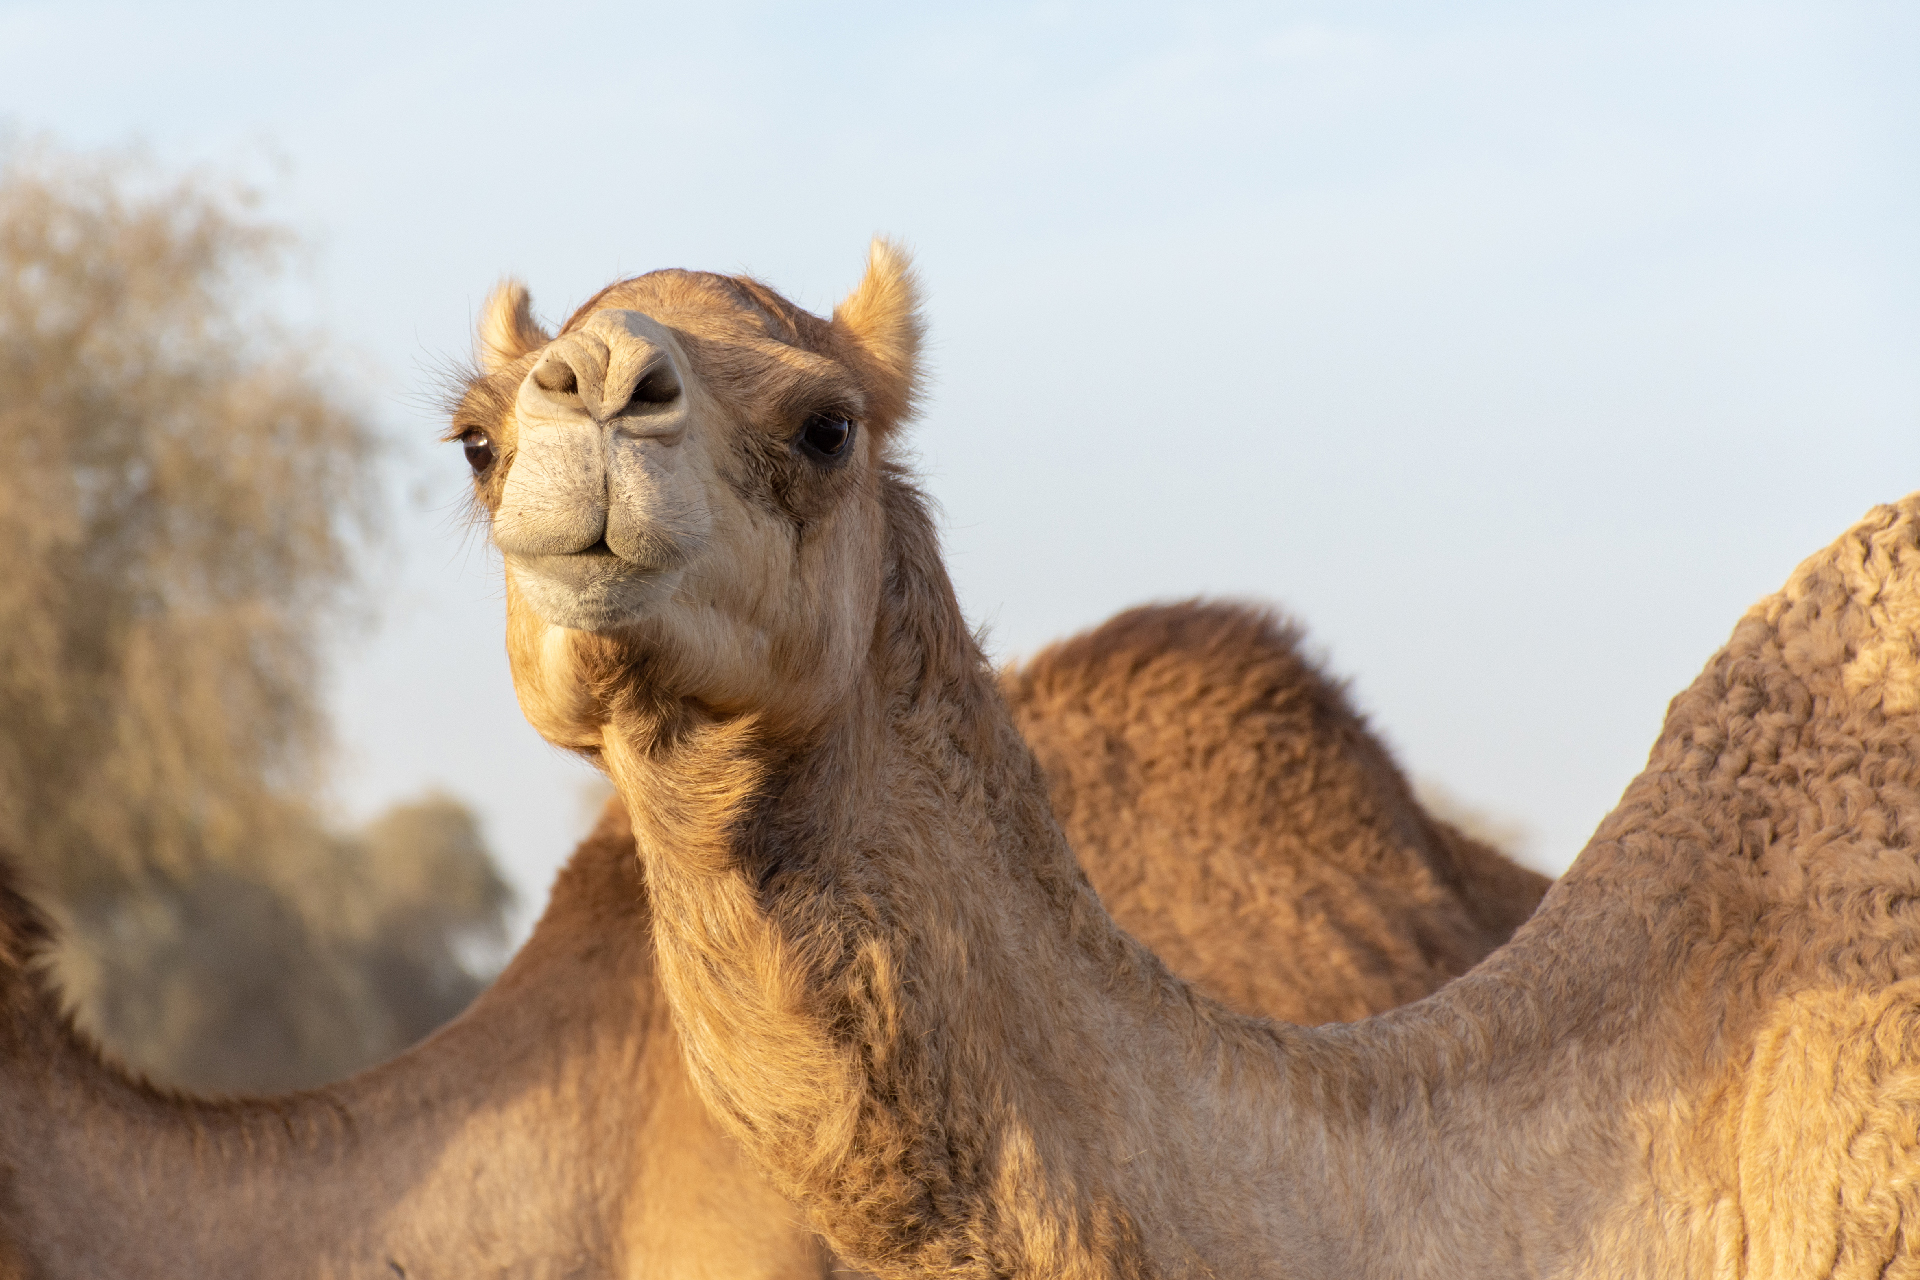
471, 244, 1920, 1277
0, 599, 1545, 1276
0, 808, 790, 1279
1012, 601, 1542, 1022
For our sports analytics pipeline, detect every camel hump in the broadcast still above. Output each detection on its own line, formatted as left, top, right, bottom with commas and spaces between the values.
999, 599, 1382, 813
1750, 496, 1920, 713
1003, 599, 1550, 1023
1003, 598, 1328, 719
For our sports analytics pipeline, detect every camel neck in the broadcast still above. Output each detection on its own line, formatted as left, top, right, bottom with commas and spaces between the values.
606, 491, 1359, 1274
610, 480, 1894, 1278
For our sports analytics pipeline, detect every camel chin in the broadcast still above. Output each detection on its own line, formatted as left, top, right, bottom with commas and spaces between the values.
503, 551, 681, 632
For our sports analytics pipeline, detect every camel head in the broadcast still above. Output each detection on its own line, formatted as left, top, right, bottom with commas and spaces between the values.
450, 241, 923, 748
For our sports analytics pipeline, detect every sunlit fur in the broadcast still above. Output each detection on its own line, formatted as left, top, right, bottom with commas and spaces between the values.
477, 280, 552, 376
0, 803, 829, 1278
483, 246, 1920, 1275
452, 245, 915, 745
1007, 602, 1547, 1020
0, 601, 1546, 1277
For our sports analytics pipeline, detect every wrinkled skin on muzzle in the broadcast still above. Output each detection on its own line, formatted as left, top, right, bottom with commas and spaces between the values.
493, 308, 715, 631
454, 242, 925, 743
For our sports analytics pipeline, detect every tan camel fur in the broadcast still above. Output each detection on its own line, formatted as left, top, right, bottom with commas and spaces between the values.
0, 802, 831, 1279
1007, 602, 1544, 1023
0, 599, 1544, 1277
475, 242, 1920, 1278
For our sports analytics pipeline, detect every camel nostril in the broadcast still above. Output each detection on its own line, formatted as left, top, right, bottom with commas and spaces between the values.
629, 367, 680, 406
534, 361, 579, 394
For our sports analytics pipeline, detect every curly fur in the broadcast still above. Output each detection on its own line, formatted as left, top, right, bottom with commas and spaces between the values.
1007, 600, 1543, 1023
596, 485, 1920, 1279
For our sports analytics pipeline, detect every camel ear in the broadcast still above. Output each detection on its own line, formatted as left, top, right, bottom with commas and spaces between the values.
477, 280, 552, 374
832, 237, 924, 430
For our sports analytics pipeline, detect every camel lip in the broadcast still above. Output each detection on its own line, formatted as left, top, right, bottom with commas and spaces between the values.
506, 541, 643, 576
505, 550, 685, 632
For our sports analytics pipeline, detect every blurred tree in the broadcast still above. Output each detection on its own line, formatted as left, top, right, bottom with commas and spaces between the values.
0, 140, 362, 897
54, 794, 512, 1092
0, 141, 511, 1092
309, 794, 514, 1059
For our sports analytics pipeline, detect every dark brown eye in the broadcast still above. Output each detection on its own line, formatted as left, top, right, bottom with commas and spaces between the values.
460, 429, 495, 474
798, 414, 852, 462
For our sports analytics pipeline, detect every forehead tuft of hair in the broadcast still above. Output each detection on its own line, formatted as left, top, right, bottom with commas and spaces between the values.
558, 269, 823, 344
471, 245, 925, 449
562, 261, 922, 436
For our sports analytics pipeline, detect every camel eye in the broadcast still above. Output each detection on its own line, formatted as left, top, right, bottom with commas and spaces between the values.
460, 429, 496, 474
798, 415, 852, 462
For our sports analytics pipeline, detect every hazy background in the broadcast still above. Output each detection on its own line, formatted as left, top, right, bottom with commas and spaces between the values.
1, 151, 515, 1088
4, 0, 1915, 925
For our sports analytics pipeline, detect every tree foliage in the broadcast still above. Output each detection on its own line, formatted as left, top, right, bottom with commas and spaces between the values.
0, 141, 511, 1091
55, 794, 512, 1091
0, 141, 371, 896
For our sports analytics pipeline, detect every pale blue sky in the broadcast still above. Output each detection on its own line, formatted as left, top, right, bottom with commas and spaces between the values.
4, 1, 1915, 926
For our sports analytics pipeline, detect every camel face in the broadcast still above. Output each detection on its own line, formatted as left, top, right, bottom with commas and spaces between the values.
453, 245, 922, 735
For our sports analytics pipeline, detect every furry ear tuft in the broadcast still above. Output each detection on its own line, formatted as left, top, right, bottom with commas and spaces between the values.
478, 280, 553, 374
832, 237, 925, 431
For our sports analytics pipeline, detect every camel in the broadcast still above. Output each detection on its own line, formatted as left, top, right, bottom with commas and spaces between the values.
0, 597, 1545, 1275
0, 800, 818, 1278
472, 240, 1920, 1277
1007, 601, 1544, 1022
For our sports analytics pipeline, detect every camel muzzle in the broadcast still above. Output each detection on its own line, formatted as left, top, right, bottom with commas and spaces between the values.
491, 308, 714, 628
